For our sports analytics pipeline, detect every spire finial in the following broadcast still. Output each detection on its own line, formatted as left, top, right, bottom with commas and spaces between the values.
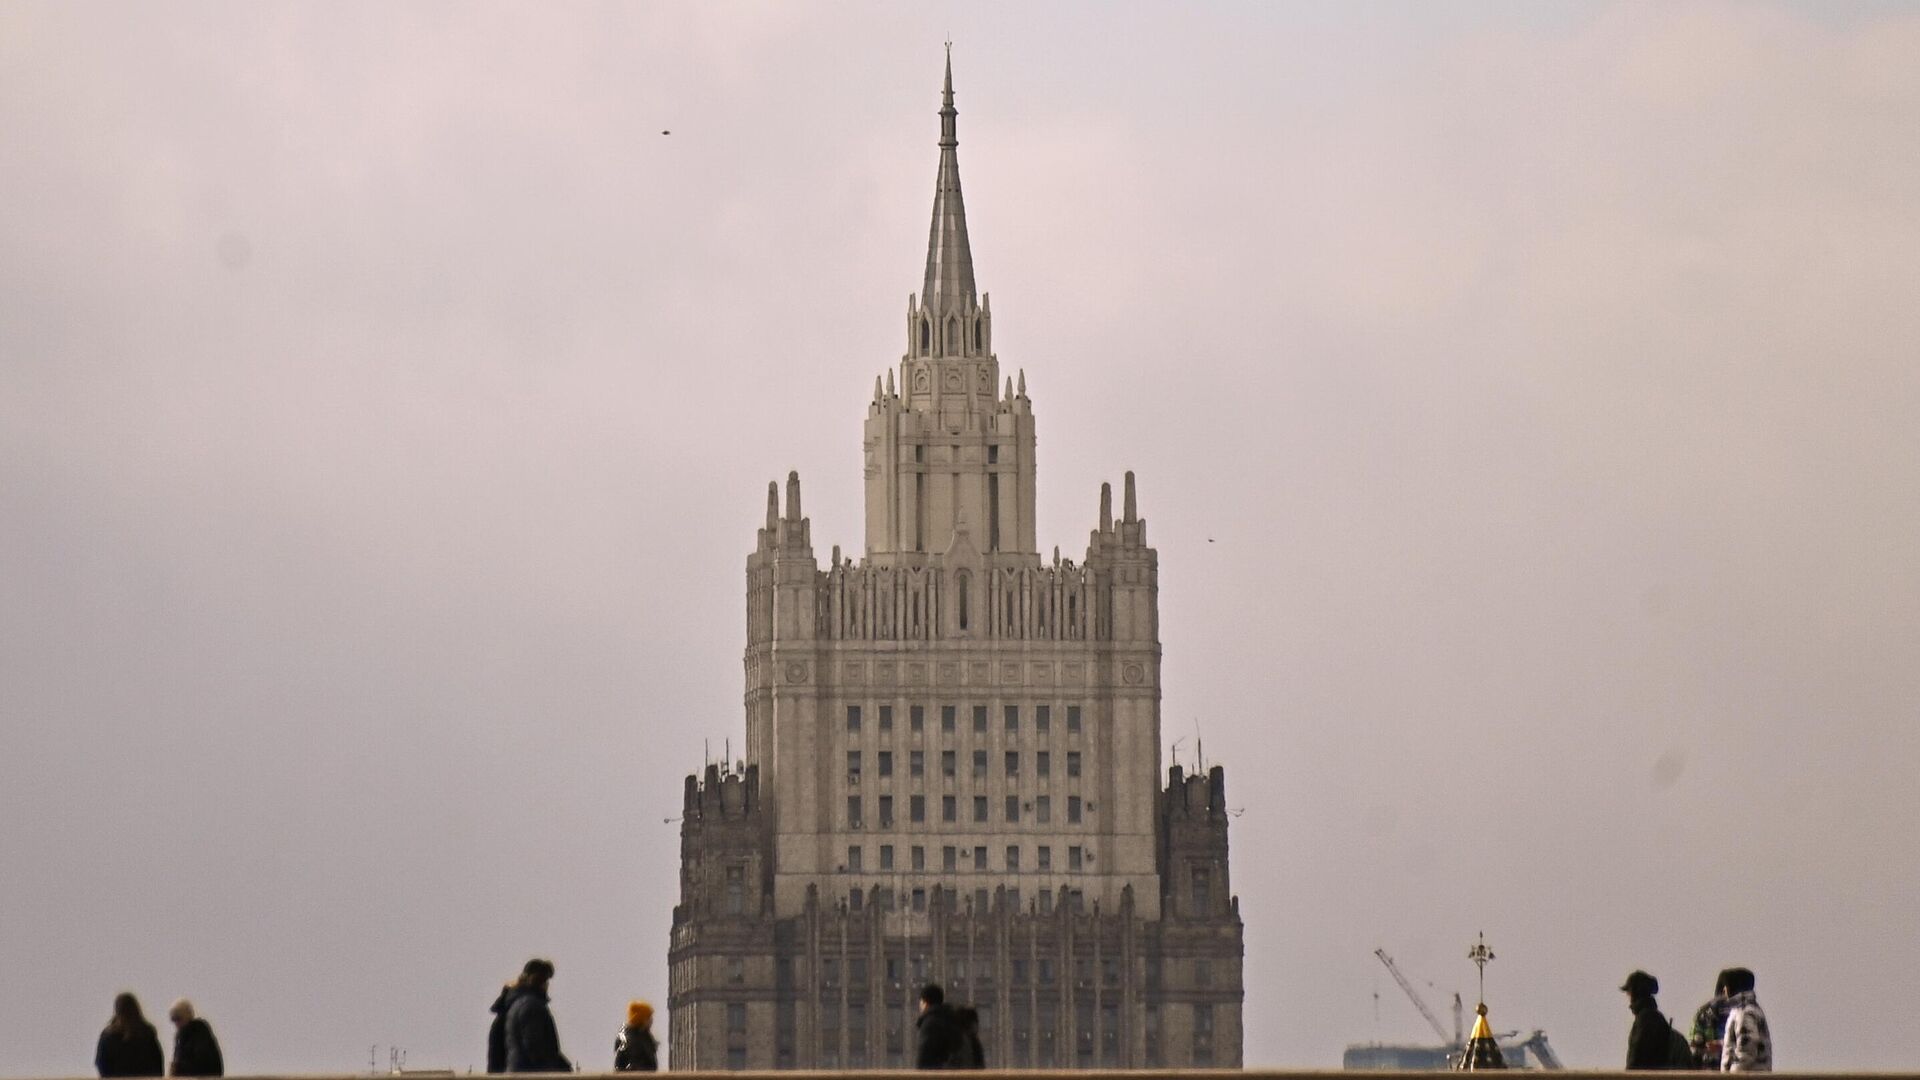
1099, 482, 1113, 532
921, 45, 976, 317
765, 481, 779, 530
1123, 471, 1138, 523
785, 470, 802, 522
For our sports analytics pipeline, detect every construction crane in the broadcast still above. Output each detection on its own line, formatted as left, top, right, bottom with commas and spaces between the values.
1373, 948, 1461, 1049
1510, 1030, 1563, 1070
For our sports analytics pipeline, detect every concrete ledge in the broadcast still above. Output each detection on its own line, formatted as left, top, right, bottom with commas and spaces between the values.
20, 1073, 1912, 1079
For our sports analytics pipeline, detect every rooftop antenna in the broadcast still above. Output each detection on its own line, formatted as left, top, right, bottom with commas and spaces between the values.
1467, 931, 1496, 1006
1170, 736, 1186, 770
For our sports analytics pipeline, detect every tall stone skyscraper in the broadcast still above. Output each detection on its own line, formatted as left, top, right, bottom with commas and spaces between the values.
668, 55, 1244, 1070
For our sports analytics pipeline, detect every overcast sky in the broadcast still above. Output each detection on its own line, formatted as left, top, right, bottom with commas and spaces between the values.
4, 1, 1919, 1074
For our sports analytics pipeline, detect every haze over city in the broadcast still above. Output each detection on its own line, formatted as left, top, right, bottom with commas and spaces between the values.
4, 2, 1918, 1075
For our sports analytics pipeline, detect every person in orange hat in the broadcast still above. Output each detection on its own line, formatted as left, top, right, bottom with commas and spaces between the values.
614, 1001, 657, 1072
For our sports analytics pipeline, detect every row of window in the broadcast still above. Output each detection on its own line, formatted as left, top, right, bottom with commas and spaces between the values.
846, 842, 1087, 873
846, 884, 1087, 915
847, 749, 1081, 780
847, 703, 1082, 735
846, 793, 1085, 827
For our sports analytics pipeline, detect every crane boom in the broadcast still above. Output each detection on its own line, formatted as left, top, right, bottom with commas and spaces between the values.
1373, 948, 1454, 1046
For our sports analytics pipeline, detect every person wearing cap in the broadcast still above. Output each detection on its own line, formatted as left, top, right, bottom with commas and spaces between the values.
505, 959, 571, 1073
613, 1001, 658, 1072
1621, 970, 1673, 1070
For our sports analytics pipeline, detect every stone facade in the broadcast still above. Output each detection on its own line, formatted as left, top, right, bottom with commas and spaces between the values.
668, 54, 1244, 1071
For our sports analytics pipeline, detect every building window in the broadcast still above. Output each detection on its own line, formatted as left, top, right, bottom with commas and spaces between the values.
1005, 751, 1019, 777
912, 887, 927, 912
910, 794, 925, 823
847, 797, 863, 828
1004, 704, 1019, 732
880, 845, 894, 870
847, 751, 861, 781
727, 1047, 747, 1071
1006, 845, 1021, 871
879, 704, 893, 731
1067, 751, 1082, 777
912, 845, 925, 871
1037, 751, 1050, 777
1038, 890, 1053, 915
1192, 867, 1212, 911
877, 750, 892, 778
1069, 846, 1083, 871
847, 705, 861, 732
878, 795, 894, 827
725, 865, 745, 915
728, 958, 745, 984
1035, 796, 1051, 823
1006, 795, 1020, 823
972, 750, 987, 778
727, 1003, 747, 1033
849, 888, 863, 911
910, 750, 924, 778
972, 705, 988, 733
1037, 845, 1051, 870
974, 887, 989, 912
973, 796, 987, 823
1006, 887, 1020, 910
942, 750, 956, 778
1067, 705, 1081, 733
847, 846, 862, 872
942, 795, 957, 822
1195, 958, 1212, 987
1068, 795, 1082, 823
1036, 705, 1051, 732
941, 705, 956, 733
911, 705, 925, 732
973, 845, 987, 870
943, 846, 958, 871
956, 570, 971, 630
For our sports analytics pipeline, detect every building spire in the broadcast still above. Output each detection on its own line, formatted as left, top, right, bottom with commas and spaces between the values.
922, 45, 976, 314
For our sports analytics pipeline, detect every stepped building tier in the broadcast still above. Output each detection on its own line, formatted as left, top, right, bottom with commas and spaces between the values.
669, 53, 1245, 1071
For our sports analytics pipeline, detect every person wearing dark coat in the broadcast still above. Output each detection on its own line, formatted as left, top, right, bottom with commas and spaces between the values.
952, 1006, 986, 1070
505, 959, 572, 1073
96, 993, 166, 1078
613, 1001, 659, 1072
488, 978, 524, 1074
1621, 970, 1674, 1070
167, 1000, 224, 1078
914, 984, 963, 1070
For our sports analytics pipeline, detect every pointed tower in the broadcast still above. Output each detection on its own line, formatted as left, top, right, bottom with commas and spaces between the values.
867, 49, 1035, 559
674, 51, 1242, 1072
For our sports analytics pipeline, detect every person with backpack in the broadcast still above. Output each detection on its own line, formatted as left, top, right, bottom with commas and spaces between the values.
613, 1000, 658, 1072
913, 984, 963, 1069
1621, 970, 1691, 1070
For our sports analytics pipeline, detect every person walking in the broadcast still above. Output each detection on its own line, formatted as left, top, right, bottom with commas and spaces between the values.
505, 959, 572, 1073
913, 983, 963, 1069
1690, 971, 1734, 1069
96, 993, 165, 1078
489, 976, 525, 1074
167, 1001, 224, 1077
1620, 970, 1681, 1070
613, 1001, 658, 1072
952, 1005, 986, 1069
1719, 968, 1772, 1072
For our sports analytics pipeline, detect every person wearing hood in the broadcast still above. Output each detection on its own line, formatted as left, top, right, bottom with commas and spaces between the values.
505, 959, 572, 1073
96, 993, 165, 1078
1620, 970, 1676, 1070
166, 1000, 223, 1077
913, 984, 963, 1069
1719, 968, 1772, 1071
488, 976, 526, 1074
1690, 971, 1735, 1069
952, 1005, 986, 1069
614, 1001, 658, 1072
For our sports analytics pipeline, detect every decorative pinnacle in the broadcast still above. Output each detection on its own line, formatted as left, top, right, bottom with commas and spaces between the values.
921, 46, 976, 313
1467, 931, 1496, 1006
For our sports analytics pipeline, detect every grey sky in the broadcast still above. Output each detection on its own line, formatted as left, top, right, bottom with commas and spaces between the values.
3, 1, 1917, 1073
